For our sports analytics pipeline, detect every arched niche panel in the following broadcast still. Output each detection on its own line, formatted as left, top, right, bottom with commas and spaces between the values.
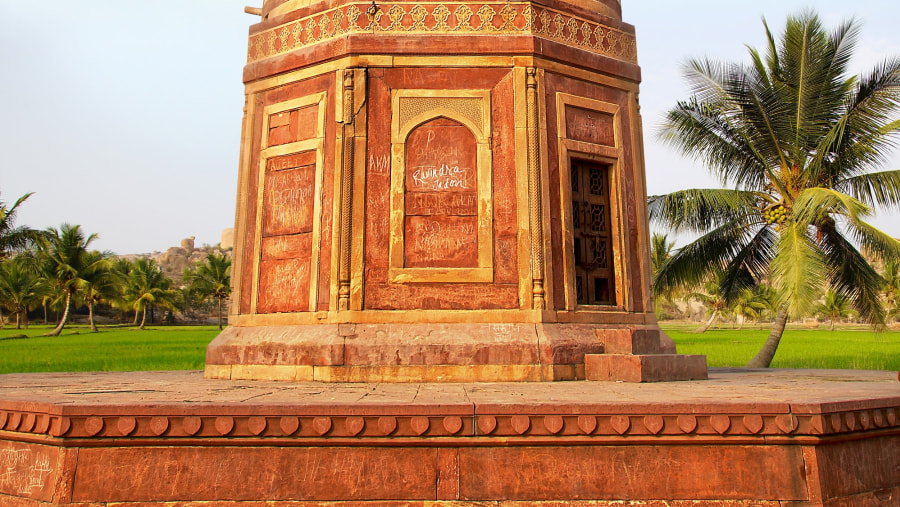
389, 90, 493, 284
404, 117, 478, 268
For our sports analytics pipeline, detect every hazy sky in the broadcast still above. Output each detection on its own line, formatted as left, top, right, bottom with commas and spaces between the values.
1, 0, 898, 254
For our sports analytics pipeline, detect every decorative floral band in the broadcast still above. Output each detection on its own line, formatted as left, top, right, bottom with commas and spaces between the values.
247, 2, 638, 64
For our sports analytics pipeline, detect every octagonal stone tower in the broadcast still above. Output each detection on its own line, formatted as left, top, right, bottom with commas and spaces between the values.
206, 0, 707, 382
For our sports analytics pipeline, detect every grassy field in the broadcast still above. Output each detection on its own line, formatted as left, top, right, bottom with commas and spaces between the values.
0, 325, 219, 374
0, 323, 896, 374
662, 322, 900, 371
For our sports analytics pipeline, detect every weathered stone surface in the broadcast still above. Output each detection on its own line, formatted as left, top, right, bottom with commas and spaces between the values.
584, 353, 709, 382
0, 369, 897, 505
216, 0, 700, 382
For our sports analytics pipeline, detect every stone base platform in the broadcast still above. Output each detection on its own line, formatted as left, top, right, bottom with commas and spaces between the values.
0, 369, 898, 505
204, 323, 685, 383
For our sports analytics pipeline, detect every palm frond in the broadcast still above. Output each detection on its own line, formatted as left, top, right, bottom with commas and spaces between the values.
836, 169, 900, 209
718, 225, 777, 304
648, 188, 762, 233
769, 221, 827, 318
818, 224, 886, 325
653, 219, 761, 296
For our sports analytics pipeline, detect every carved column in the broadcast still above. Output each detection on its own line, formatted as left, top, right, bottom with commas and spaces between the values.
526, 67, 545, 310
338, 70, 355, 311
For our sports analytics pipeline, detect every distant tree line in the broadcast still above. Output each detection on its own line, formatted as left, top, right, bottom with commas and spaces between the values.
0, 193, 231, 332
651, 231, 900, 332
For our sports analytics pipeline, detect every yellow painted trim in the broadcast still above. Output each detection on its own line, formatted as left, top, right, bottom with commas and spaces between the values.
512, 67, 533, 309
230, 93, 257, 316
388, 88, 495, 283
554, 92, 627, 312
251, 92, 329, 314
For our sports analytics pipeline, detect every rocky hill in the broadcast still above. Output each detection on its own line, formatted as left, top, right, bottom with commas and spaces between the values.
118, 229, 233, 285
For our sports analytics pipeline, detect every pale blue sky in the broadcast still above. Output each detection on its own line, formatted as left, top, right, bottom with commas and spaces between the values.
1, 1, 898, 254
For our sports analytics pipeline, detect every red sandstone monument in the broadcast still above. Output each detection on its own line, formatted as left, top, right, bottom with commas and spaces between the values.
0, 1, 897, 504
205, 0, 708, 383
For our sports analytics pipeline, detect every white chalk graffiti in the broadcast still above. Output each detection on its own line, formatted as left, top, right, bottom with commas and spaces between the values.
0, 447, 51, 496
369, 154, 390, 175
412, 220, 476, 262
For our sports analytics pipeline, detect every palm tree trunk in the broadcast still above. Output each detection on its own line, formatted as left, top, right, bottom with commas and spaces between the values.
694, 310, 719, 333
48, 292, 71, 337
139, 306, 147, 329
0, 308, 4, 329
133, 309, 139, 326
89, 302, 98, 332
746, 308, 788, 368
217, 297, 223, 330
15, 311, 21, 330
42, 301, 48, 324
830, 318, 835, 332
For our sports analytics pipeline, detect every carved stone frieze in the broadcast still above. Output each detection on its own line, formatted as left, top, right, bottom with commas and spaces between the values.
3, 407, 897, 441
247, 2, 638, 64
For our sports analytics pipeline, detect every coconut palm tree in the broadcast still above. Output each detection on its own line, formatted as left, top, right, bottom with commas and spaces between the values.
183, 253, 231, 329
125, 258, 179, 329
814, 290, 855, 331
651, 11, 900, 367
40, 224, 106, 336
0, 192, 43, 259
688, 275, 729, 333
881, 258, 900, 323
0, 256, 46, 329
730, 286, 770, 329
650, 232, 681, 319
76, 251, 116, 332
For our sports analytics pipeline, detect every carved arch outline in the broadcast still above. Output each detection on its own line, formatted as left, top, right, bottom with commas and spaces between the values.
389, 89, 494, 283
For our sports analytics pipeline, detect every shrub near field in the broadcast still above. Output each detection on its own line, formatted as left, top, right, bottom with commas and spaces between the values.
0, 325, 219, 374
662, 324, 900, 371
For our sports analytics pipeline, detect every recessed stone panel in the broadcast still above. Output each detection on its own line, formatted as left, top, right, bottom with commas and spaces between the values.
263, 163, 316, 237
258, 257, 311, 313
405, 118, 477, 193
267, 105, 319, 146
261, 233, 312, 261
404, 215, 478, 268
565, 105, 615, 146
266, 150, 317, 172
403, 117, 479, 268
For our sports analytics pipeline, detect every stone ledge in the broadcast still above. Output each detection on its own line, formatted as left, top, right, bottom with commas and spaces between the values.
585, 353, 709, 382
0, 370, 897, 505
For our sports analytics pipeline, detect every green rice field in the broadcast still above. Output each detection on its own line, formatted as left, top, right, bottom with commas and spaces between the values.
0, 325, 219, 374
0, 323, 896, 374
661, 322, 900, 371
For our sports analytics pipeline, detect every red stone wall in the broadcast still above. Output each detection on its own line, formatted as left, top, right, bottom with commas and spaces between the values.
543, 71, 646, 312
363, 67, 520, 311
239, 74, 336, 315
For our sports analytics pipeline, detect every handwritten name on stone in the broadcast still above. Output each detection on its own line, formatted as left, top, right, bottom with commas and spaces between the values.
369, 154, 390, 175
405, 217, 478, 267
258, 259, 310, 312
411, 164, 471, 191
406, 125, 476, 192
406, 192, 477, 216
